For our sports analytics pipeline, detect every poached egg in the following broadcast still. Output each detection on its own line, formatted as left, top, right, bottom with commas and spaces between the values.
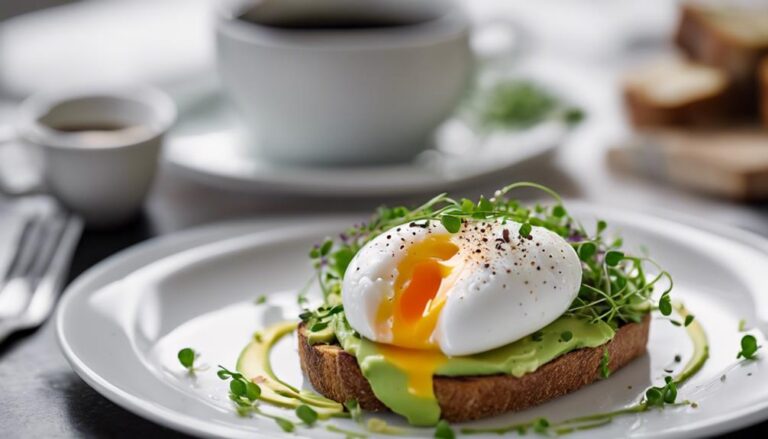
341, 220, 581, 398
343, 220, 581, 356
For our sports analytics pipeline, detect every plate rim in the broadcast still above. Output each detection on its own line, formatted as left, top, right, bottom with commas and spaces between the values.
163, 135, 562, 198
56, 205, 768, 438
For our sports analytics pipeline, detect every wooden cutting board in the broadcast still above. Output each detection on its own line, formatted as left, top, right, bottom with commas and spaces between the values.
607, 128, 768, 200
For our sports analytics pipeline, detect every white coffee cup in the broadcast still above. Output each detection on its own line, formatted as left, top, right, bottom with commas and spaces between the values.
215, 0, 473, 166
9, 87, 176, 227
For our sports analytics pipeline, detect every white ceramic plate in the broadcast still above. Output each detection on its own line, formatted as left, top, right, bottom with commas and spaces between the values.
57, 205, 768, 438
162, 71, 574, 198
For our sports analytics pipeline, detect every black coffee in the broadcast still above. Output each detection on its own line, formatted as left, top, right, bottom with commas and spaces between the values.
238, 0, 445, 29
50, 123, 132, 133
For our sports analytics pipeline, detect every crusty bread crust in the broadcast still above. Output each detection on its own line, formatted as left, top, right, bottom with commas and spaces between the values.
761, 57, 768, 127
298, 315, 650, 422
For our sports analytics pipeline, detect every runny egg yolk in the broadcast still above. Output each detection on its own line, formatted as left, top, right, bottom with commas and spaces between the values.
374, 234, 460, 398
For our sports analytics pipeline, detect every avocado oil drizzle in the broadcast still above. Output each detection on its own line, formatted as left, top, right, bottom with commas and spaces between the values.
230, 299, 707, 437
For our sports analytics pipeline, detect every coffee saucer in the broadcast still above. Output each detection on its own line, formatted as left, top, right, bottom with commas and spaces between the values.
163, 84, 573, 198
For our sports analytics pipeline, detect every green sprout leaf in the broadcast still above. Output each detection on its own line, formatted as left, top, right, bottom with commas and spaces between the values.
275, 417, 295, 432
518, 222, 532, 238
245, 382, 261, 401
320, 239, 333, 256
478, 196, 494, 212
441, 215, 462, 233
605, 251, 624, 266
659, 294, 672, 316
645, 387, 663, 407
578, 242, 596, 260
737, 335, 760, 360
177, 348, 195, 370
229, 379, 246, 398
684, 315, 695, 327
645, 377, 677, 407
296, 404, 318, 426
532, 418, 550, 434
332, 248, 355, 276
310, 321, 329, 332
563, 108, 585, 125
662, 377, 677, 404
434, 420, 455, 439
254, 295, 267, 305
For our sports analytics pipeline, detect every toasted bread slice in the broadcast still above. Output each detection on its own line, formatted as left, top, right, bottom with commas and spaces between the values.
622, 59, 733, 127
675, 2, 768, 109
298, 315, 650, 422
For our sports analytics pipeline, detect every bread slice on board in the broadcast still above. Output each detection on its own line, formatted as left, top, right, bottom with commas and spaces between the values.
298, 315, 650, 422
623, 59, 733, 128
607, 129, 768, 201
675, 2, 768, 109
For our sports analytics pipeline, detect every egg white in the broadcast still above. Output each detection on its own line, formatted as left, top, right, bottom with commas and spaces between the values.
341, 220, 582, 356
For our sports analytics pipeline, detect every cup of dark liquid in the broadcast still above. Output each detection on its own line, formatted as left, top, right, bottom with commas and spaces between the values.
12, 87, 176, 226
216, 0, 473, 166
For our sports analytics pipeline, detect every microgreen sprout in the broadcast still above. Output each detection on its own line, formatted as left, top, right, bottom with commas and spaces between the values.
345, 399, 362, 423
434, 420, 455, 439
177, 348, 195, 369
296, 404, 319, 426
659, 293, 673, 316
532, 417, 551, 434
254, 295, 267, 305
469, 79, 584, 130
217, 365, 302, 431
309, 182, 674, 330
737, 335, 760, 360
644, 376, 677, 407
177, 348, 207, 374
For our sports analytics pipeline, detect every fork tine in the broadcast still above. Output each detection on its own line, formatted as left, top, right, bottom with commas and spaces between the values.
0, 214, 82, 342
27, 214, 67, 286
0, 215, 49, 318
4, 215, 47, 281
1, 216, 33, 281
15, 214, 83, 325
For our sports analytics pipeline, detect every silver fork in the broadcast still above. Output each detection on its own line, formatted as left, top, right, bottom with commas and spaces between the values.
0, 211, 82, 343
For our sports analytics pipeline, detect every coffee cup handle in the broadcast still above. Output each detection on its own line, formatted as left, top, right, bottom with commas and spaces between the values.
0, 125, 46, 196
471, 17, 527, 67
